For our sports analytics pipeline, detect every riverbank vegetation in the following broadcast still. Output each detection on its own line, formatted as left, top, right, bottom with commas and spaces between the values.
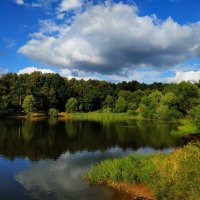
1, 72, 199, 199
85, 143, 200, 200
1, 72, 200, 122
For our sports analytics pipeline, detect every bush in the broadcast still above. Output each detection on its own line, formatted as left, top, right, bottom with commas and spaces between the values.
126, 109, 137, 116
65, 98, 78, 113
102, 107, 112, 113
114, 97, 126, 113
48, 108, 59, 117
22, 95, 36, 114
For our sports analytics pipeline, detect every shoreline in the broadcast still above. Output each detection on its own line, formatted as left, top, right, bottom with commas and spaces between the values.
85, 142, 200, 200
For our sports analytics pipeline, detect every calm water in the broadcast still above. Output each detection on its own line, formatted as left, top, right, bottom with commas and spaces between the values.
0, 118, 182, 200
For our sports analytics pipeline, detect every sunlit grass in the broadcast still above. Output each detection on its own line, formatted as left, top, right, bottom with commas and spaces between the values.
171, 119, 198, 136
70, 112, 142, 120
85, 143, 200, 200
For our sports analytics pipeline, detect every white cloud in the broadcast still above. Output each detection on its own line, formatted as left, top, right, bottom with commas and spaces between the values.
18, 3, 200, 77
14, 0, 55, 8
15, 0, 24, 5
18, 67, 55, 74
168, 71, 200, 83
58, 0, 82, 12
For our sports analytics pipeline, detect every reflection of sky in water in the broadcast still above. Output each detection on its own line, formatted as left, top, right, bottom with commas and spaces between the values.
0, 118, 181, 200
15, 147, 174, 200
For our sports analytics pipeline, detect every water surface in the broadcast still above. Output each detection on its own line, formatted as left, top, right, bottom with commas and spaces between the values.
0, 118, 182, 200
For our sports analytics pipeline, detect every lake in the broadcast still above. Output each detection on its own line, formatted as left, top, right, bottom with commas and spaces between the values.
0, 118, 182, 200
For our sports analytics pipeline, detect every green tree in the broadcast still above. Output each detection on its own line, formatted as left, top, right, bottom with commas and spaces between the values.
137, 91, 162, 119
103, 95, 114, 109
114, 97, 126, 113
148, 90, 163, 109
177, 81, 199, 114
65, 98, 78, 113
160, 92, 178, 109
0, 95, 9, 111
22, 95, 36, 114
48, 108, 59, 117
189, 105, 200, 131
155, 92, 182, 120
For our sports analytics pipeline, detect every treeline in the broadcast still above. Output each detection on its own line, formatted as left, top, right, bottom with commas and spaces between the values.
0, 72, 200, 121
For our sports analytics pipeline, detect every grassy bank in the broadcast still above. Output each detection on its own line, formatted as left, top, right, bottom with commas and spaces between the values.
171, 119, 198, 136
70, 112, 142, 120
85, 143, 200, 200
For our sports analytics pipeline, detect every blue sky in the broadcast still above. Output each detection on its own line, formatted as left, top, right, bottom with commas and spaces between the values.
1, 0, 200, 83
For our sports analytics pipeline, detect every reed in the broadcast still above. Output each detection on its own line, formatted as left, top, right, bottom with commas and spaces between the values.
85, 143, 200, 200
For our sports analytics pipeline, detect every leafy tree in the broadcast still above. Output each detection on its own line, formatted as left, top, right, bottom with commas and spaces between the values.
103, 95, 114, 109
65, 98, 78, 113
80, 88, 101, 112
156, 104, 182, 120
127, 102, 137, 111
1, 71, 200, 117
114, 97, 126, 113
160, 92, 178, 109
137, 104, 154, 118
155, 92, 183, 120
137, 91, 162, 119
0, 95, 9, 111
48, 108, 59, 117
148, 90, 163, 109
177, 81, 199, 114
22, 95, 36, 114
189, 105, 200, 131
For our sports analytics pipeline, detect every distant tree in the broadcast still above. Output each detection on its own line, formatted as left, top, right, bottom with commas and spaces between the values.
65, 98, 78, 113
114, 97, 126, 113
80, 89, 101, 112
103, 95, 114, 109
189, 105, 200, 131
148, 90, 163, 109
127, 102, 137, 111
177, 81, 199, 114
160, 92, 178, 109
22, 95, 36, 114
48, 108, 59, 117
0, 95, 9, 111
156, 105, 177, 120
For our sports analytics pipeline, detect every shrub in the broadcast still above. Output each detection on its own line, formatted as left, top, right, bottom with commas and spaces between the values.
48, 108, 59, 117
65, 98, 78, 113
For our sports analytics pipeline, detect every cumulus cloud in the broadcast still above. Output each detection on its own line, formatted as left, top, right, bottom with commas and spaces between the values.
15, 0, 24, 5
18, 3, 200, 77
168, 71, 200, 83
58, 0, 82, 12
18, 67, 55, 74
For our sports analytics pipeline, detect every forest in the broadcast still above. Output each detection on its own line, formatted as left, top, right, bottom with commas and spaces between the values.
0, 71, 200, 123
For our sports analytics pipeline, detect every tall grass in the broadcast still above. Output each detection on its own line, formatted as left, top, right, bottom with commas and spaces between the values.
70, 112, 141, 120
171, 119, 198, 136
85, 143, 200, 200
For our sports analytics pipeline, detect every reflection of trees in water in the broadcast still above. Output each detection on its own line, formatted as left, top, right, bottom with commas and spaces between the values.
0, 118, 181, 160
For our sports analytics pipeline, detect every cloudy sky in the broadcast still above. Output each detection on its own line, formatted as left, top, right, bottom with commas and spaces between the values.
1, 0, 200, 83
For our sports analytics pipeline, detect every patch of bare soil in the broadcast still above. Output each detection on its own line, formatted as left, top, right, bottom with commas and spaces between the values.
108, 181, 156, 200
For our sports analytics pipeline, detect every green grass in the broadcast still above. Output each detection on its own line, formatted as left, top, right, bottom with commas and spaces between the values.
171, 119, 198, 136
85, 143, 200, 200
70, 112, 141, 120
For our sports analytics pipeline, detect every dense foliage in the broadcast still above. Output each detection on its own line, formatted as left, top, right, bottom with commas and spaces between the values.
1, 72, 200, 120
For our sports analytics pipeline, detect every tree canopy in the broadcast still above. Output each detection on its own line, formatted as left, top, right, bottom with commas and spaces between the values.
0, 72, 200, 121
